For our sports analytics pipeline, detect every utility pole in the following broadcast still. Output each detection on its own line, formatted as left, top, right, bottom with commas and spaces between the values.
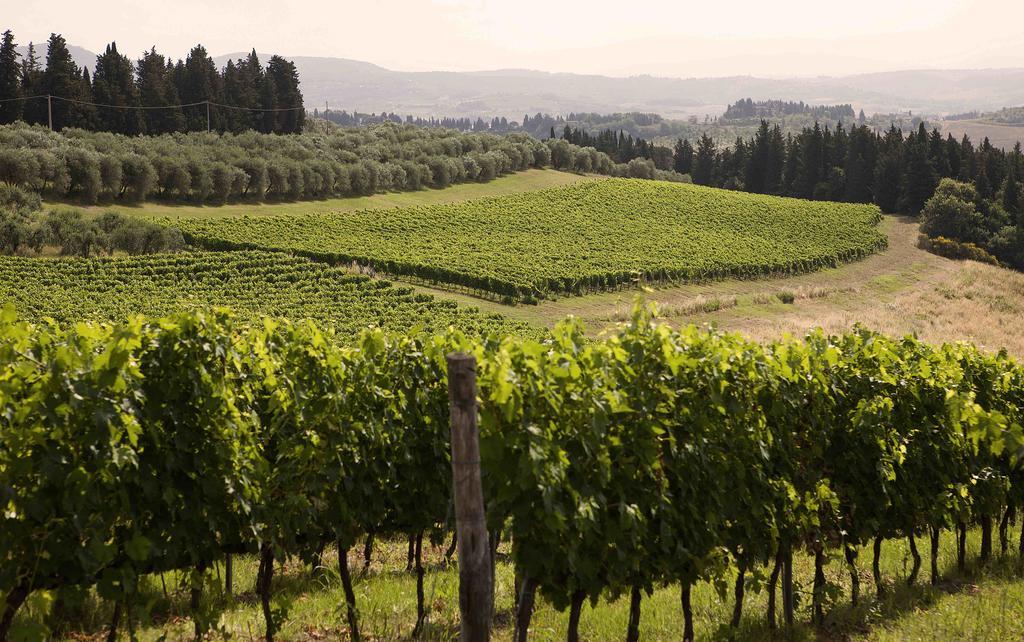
206, 101, 211, 133
47, 95, 52, 130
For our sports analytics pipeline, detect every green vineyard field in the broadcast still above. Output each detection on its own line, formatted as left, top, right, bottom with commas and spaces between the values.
176, 178, 888, 302
0, 251, 530, 337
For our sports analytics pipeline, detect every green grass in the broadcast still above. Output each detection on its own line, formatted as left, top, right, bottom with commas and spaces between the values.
0, 251, 532, 337
175, 179, 888, 301
71, 169, 595, 221
16, 526, 1024, 641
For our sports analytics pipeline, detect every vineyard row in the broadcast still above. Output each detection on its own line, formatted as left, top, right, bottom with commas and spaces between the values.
0, 305, 1022, 641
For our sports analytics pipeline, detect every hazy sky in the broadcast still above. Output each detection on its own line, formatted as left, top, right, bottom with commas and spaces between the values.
9, 0, 1024, 77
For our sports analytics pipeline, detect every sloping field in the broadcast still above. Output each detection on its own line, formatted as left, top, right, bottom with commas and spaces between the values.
0, 251, 529, 337
400, 215, 1024, 357
176, 178, 887, 301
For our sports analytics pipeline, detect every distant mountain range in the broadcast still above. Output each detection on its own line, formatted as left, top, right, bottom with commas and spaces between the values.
16, 44, 1024, 120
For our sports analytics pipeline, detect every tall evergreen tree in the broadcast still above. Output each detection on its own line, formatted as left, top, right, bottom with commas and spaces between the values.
691, 134, 716, 186
177, 44, 221, 131
220, 50, 264, 132
958, 135, 976, 182
266, 54, 304, 133
0, 30, 22, 124
897, 124, 937, 215
945, 133, 962, 180
258, 70, 277, 134
92, 42, 143, 134
1001, 165, 1021, 220
843, 125, 876, 204
19, 42, 45, 126
42, 34, 92, 130
795, 123, 824, 199
136, 48, 184, 134
927, 128, 951, 178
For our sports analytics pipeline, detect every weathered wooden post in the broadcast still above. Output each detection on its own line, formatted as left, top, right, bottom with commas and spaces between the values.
447, 353, 492, 641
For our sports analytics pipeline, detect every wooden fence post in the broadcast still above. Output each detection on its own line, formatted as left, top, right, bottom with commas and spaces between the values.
447, 353, 492, 641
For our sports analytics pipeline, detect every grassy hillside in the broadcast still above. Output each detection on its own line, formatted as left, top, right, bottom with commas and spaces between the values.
0, 251, 529, 338
176, 178, 887, 302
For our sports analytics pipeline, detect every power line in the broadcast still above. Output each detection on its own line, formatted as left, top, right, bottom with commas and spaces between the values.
0, 93, 303, 111
0, 94, 306, 131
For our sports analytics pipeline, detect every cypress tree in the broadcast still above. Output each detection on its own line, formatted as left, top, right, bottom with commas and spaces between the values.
673, 139, 694, 174
19, 42, 46, 126
0, 30, 22, 124
42, 33, 91, 130
92, 42, 144, 134
945, 134, 962, 180
1001, 166, 1020, 219
259, 71, 277, 134
691, 134, 716, 186
266, 55, 303, 134
137, 48, 184, 134
844, 125, 876, 204
897, 125, 937, 215
177, 44, 221, 131
928, 129, 951, 178
744, 120, 771, 193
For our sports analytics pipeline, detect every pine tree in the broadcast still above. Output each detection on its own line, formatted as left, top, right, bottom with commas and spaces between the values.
92, 42, 143, 134
0, 30, 22, 124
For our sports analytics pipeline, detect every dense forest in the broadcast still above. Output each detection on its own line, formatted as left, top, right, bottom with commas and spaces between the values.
0, 121, 626, 205
0, 29, 304, 134
673, 120, 1024, 269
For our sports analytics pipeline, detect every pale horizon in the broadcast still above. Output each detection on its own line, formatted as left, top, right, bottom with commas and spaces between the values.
8, 0, 1024, 79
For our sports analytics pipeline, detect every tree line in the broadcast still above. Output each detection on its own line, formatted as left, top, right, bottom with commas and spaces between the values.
0, 29, 303, 134
0, 121, 622, 204
674, 121, 1024, 269
723, 98, 857, 121
559, 124, 673, 168
0, 305, 1022, 641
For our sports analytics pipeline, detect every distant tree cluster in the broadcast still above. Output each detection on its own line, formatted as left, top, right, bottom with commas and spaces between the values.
0, 121, 621, 204
0, 184, 182, 256
0, 29, 304, 134
315, 109, 519, 133
677, 120, 1024, 269
559, 125, 674, 168
722, 98, 857, 121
